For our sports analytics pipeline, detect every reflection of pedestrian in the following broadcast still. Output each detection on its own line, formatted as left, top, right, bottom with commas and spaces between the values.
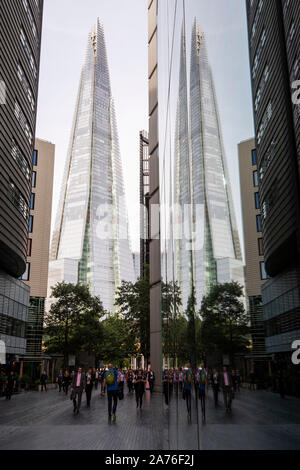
211, 368, 220, 407
85, 367, 94, 407
220, 366, 233, 413
162, 370, 173, 406
40, 370, 48, 392
5, 372, 16, 400
183, 365, 193, 419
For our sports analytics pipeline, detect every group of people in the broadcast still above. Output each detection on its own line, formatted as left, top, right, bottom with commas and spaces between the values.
57, 365, 155, 421
162, 365, 242, 420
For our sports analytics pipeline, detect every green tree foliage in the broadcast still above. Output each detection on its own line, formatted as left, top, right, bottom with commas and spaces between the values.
115, 265, 150, 362
97, 314, 138, 368
44, 282, 105, 367
200, 282, 250, 364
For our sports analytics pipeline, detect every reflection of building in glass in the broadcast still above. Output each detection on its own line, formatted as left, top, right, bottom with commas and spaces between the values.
140, 130, 150, 278
174, 21, 244, 311
49, 20, 135, 312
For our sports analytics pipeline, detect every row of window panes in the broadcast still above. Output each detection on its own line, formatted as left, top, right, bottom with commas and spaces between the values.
252, 29, 266, 80
20, 28, 37, 79
259, 140, 276, 182
8, 180, 28, 220
257, 102, 273, 145
11, 140, 31, 182
255, 64, 270, 112
22, 0, 38, 40
17, 63, 35, 112
251, 0, 263, 46
14, 100, 33, 144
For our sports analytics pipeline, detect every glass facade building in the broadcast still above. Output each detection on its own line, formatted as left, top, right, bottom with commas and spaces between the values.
172, 19, 244, 310
50, 20, 135, 312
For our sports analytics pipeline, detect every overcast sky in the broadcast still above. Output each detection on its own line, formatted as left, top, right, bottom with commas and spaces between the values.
36, 0, 254, 256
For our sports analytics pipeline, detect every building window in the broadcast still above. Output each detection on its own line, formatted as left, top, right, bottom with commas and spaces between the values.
258, 238, 264, 256
256, 214, 262, 232
27, 238, 32, 257
22, 0, 38, 41
20, 262, 30, 281
33, 149, 38, 166
257, 102, 273, 145
251, 149, 257, 165
11, 140, 31, 182
29, 215, 34, 233
253, 170, 259, 187
8, 180, 28, 220
20, 28, 37, 79
30, 193, 35, 210
260, 261, 269, 280
17, 63, 35, 112
254, 192, 260, 209
14, 100, 33, 144
32, 171, 36, 187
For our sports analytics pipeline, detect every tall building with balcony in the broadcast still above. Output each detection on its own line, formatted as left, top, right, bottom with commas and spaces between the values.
246, 0, 300, 358
49, 20, 135, 313
21, 139, 54, 361
0, 0, 44, 364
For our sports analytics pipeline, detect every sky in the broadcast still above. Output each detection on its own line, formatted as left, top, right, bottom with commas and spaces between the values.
36, 0, 254, 257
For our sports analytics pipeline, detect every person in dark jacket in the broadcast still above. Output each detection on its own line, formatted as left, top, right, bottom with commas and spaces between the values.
5, 372, 16, 400
57, 370, 63, 392
85, 367, 94, 408
40, 370, 48, 392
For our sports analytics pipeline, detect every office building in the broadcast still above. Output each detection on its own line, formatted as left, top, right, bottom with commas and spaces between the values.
21, 139, 55, 358
246, 0, 300, 357
239, 138, 267, 361
0, 0, 44, 363
49, 20, 135, 313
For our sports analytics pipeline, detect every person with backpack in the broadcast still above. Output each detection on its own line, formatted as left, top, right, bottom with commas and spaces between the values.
183, 364, 193, 420
134, 369, 147, 409
102, 364, 120, 422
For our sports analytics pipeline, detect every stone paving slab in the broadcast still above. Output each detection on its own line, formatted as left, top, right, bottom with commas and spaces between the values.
0, 387, 299, 450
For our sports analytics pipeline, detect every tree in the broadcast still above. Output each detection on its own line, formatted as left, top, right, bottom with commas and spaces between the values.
97, 314, 138, 368
162, 280, 182, 367
115, 265, 150, 362
44, 282, 105, 367
200, 282, 250, 365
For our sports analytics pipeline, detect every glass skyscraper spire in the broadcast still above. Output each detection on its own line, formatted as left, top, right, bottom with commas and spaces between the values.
174, 20, 244, 311
49, 20, 135, 312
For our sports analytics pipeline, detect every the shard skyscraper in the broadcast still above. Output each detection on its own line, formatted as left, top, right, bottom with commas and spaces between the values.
174, 20, 244, 311
48, 20, 135, 312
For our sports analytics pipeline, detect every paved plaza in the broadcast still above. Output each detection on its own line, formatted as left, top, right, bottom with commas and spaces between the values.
0, 386, 300, 450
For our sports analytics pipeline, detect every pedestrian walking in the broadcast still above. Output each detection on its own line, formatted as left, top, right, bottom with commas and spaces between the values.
134, 369, 146, 409
94, 369, 99, 390
85, 367, 94, 408
57, 370, 63, 392
198, 366, 208, 421
71, 367, 86, 414
220, 366, 234, 413
40, 370, 48, 392
178, 369, 184, 392
102, 364, 120, 422
211, 368, 220, 407
249, 370, 256, 391
162, 369, 173, 406
62, 370, 71, 395
5, 371, 16, 400
183, 365, 193, 420
147, 368, 155, 394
